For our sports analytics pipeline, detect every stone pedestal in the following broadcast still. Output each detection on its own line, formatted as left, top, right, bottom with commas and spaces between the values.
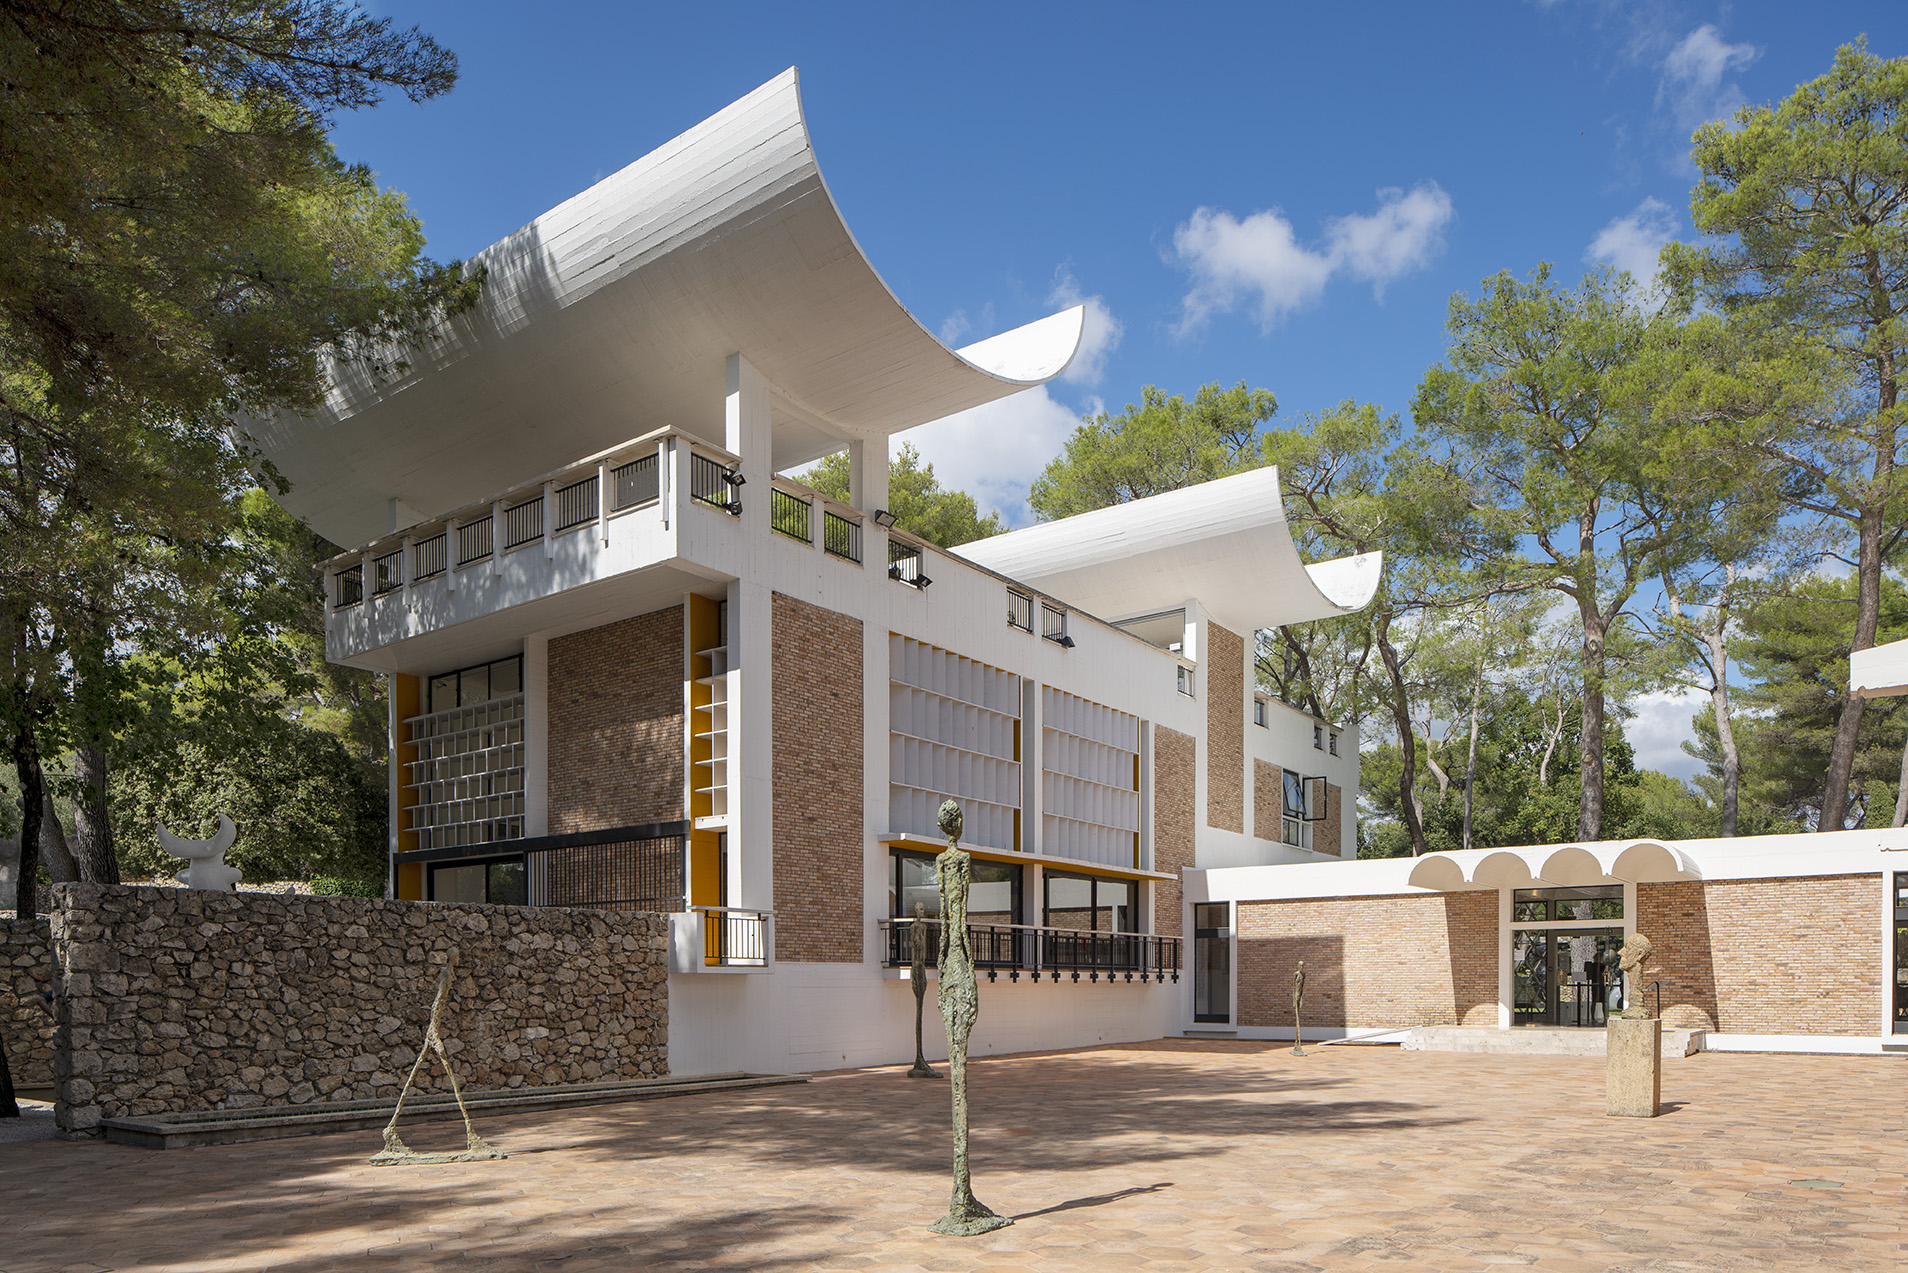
1605, 1016, 1662, 1117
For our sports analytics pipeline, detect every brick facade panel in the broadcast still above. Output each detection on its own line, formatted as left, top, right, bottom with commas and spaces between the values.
548, 606, 685, 832
1237, 893, 1498, 1030
1205, 624, 1244, 833
1318, 782, 1344, 857
1253, 758, 1280, 843
772, 594, 864, 963
1640, 874, 1880, 1036
1151, 726, 1196, 937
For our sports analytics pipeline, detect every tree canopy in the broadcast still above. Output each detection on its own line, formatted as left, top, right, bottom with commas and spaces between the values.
804, 442, 1005, 548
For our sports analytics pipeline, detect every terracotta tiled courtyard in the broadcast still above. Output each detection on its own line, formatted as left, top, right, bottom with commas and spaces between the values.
4, 1040, 1904, 1272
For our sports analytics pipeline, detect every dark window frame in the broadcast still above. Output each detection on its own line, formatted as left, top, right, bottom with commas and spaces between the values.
1041, 869, 1138, 934
428, 654, 525, 714
889, 848, 1021, 925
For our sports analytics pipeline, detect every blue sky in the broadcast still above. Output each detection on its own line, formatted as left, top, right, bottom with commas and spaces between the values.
331, 1, 1903, 774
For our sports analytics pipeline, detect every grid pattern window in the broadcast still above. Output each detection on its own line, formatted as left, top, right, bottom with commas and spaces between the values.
408, 656, 526, 852
1281, 769, 1310, 849
1177, 665, 1194, 697
1313, 724, 1324, 750
1041, 686, 1141, 867
1007, 589, 1034, 632
1254, 698, 1267, 727
1329, 731, 1339, 756
888, 635, 1021, 852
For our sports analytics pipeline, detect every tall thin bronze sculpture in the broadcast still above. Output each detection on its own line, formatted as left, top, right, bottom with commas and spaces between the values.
928, 799, 1012, 1236
908, 901, 942, 1079
370, 949, 506, 1166
1290, 959, 1307, 1056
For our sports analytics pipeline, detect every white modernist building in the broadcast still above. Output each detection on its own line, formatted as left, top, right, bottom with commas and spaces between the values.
253, 70, 1378, 1075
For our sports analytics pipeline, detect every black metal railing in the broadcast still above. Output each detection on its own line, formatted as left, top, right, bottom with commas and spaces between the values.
770, 486, 811, 542
691, 452, 743, 514
611, 454, 659, 510
457, 517, 493, 566
336, 564, 363, 607
882, 919, 1180, 984
700, 906, 771, 967
372, 549, 403, 595
414, 533, 447, 580
1007, 589, 1034, 632
554, 475, 597, 531
823, 510, 861, 563
1042, 603, 1069, 643
888, 538, 926, 586
502, 497, 543, 551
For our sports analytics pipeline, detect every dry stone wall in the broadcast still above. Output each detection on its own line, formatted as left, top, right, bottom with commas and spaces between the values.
3, 918, 56, 1088
51, 883, 667, 1134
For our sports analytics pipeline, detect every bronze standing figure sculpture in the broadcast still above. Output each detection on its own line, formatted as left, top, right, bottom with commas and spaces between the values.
1290, 959, 1307, 1056
370, 948, 506, 1166
928, 799, 1012, 1236
907, 902, 941, 1079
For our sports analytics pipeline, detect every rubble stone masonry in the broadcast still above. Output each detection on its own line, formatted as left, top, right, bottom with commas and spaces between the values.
771, 593, 863, 963
1205, 624, 1245, 833
1236, 892, 1498, 1029
50, 883, 667, 1135
548, 605, 685, 832
1152, 726, 1197, 936
2, 918, 55, 1087
1639, 874, 1881, 1035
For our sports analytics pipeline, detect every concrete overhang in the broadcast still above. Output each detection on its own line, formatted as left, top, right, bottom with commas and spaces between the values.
1850, 637, 1908, 698
242, 67, 1084, 548
951, 465, 1381, 634
1404, 839, 1703, 891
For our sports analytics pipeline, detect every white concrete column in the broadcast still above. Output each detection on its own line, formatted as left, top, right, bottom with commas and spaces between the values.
848, 435, 888, 514
400, 536, 416, 606
523, 635, 549, 837
490, 500, 504, 575
596, 461, 610, 544
725, 353, 771, 536
445, 519, 459, 592
542, 482, 555, 560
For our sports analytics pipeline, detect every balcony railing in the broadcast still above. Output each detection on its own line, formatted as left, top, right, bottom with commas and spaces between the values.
372, 549, 403, 595
823, 509, 862, 564
888, 538, 929, 588
554, 475, 597, 531
770, 486, 811, 542
880, 918, 1180, 984
699, 906, 771, 967
502, 496, 543, 551
457, 517, 493, 566
415, 532, 447, 581
336, 564, 363, 607
611, 454, 658, 510
691, 452, 743, 514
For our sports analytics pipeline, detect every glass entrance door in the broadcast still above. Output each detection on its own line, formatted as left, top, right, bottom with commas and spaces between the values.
1193, 903, 1230, 1024
1513, 928, 1625, 1026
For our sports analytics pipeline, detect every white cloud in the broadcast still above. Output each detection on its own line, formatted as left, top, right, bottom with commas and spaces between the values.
1170, 182, 1453, 334
896, 387, 1082, 527
1046, 269, 1122, 386
1586, 196, 1679, 292
1658, 25, 1759, 131
1626, 686, 1708, 781
939, 310, 971, 344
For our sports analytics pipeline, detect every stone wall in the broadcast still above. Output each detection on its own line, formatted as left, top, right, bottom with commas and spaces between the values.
548, 605, 685, 833
1237, 892, 1498, 1030
2, 918, 56, 1088
51, 883, 667, 1134
1639, 874, 1880, 1036
1204, 624, 1245, 833
770, 592, 863, 962
1151, 726, 1197, 936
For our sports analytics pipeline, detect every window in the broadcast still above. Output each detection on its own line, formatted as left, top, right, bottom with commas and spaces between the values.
1329, 731, 1339, 756
1254, 699, 1267, 727
1282, 769, 1308, 847
1042, 871, 1134, 934
1007, 589, 1034, 632
429, 857, 526, 906
1041, 603, 1071, 645
1177, 665, 1194, 697
1313, 724, 1324, 750
890, 849, 1020, 927
429, 655, 524, 713
1512, 886, 1624, 923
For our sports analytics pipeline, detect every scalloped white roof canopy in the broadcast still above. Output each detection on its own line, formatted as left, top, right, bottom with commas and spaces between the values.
951, 466, 1382, 634
241, 68, 1085, 547
1404, 840, 1703, 891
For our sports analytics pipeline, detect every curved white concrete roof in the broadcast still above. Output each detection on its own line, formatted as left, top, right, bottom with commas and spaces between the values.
244, 68, 1085, 547
1404, 840, 1702, 891
951, 466, 1381, 633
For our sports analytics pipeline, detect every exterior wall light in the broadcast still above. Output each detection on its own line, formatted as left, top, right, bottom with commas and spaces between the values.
723, 471, 747, 486
915, 574, 933, 589
1056, 634, 1075, 648
871, 508, 898, 528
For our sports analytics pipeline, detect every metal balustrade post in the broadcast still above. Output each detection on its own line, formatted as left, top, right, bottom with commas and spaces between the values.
597, 461, 610, 545
401, 536, 416, 606
490, 500, 503, 575
542, 482, 555, 560
445, 518, 459, 593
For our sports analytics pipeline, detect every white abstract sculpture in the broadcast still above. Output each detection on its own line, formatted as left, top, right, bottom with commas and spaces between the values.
157, 814, 242, 892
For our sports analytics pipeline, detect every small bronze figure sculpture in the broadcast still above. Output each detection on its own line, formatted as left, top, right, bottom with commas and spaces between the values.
1617, 933, 1659, 1020
1290, 959, 1307, 1056
907, 902, 941, 1079
928, 799, 1012, 1236
370, 949, 505, 1166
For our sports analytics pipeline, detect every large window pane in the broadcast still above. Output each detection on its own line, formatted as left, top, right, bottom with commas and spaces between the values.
459, 663, 490, 707
968, 860, 1019, 927
490, 657, 521, 697
487, 860, 526, 907
432, 863, 486, 904
1098, 878, 1134, 933
1045, 873, 1095, 931
894, 852, 940, 919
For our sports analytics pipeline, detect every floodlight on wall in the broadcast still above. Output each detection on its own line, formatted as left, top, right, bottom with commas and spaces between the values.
1056, 634, 1075, 648
915, 574, 933, 590
871, 508, 898, 528
723, 471, 747, 487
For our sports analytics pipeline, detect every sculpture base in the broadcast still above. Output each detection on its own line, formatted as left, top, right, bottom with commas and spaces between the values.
929, 1209, 1014, 1236
907, 1063, 943, 1079
370, 1147, 507, 1166
1290, 1045, 1307, 1057
1605, 1016, 1662, 1118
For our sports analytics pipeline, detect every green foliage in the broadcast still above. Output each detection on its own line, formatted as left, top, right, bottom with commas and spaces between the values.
804, 442, 1004, 548
1029, 382, 1276, 520
311, 875, 384, 898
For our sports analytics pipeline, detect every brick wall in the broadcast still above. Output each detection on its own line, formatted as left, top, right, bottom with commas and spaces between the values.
1237, 892, 1497, 1029
548, 606, 684, 832
50, 883, 667, 1134
1640, 874, 1881, 1036
771, 593, 863, 963
1253, 759, 1280, 843
1205, 624, 1245, 833
1317, 782, 1344, 858
3, 918, 55, 1088
1151, 726, 1197, 936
